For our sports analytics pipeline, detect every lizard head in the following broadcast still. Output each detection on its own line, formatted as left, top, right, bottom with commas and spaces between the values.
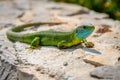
75, 24, 95, 39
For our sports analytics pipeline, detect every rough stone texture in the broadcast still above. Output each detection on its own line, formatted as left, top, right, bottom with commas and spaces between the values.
90, 65, 120, 80
0, 60, 17, 80
0, 0, 120, 80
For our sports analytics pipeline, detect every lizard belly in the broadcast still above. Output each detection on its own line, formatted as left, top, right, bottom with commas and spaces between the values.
40, 36, 83, 47
65, 38, 82, 47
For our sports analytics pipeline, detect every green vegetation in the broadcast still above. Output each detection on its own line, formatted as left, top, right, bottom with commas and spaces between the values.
54, 0, 120, 20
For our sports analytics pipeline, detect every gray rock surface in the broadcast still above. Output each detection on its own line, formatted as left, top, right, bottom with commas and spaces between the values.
90, 65, 120, 80
0, 60, 17, 80
0, 0, 120, 80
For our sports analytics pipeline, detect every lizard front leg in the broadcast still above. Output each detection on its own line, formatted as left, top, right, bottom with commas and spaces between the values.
30, 37, 40, 49
82, 39, 94, 48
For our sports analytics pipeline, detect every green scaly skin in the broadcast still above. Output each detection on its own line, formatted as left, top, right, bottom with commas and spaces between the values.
6, 22, 95, 49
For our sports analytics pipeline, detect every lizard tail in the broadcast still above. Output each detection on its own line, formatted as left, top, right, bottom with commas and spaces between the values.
6, 22, 62, 43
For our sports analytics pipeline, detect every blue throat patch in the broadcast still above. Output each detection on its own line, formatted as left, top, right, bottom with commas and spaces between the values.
76, 30, 92, 39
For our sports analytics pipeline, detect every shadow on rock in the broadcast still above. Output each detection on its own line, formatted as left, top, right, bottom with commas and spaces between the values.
82, 48, 101, 54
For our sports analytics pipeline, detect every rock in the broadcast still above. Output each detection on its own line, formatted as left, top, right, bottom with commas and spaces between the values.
0, 1, 22, 16
0, 60, 17, 80
90, 65, 120, 80
14, 46, 95, 80
18, 66, 59, 80
83, 31, 120, 66
12, 0, 30, 10
83, 49, 119, 66
19, 11, 33, 23
18, 66, 35, 80
0, 0, 23, 25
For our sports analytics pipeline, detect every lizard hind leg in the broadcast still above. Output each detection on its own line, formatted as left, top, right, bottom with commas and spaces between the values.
30, 37, 40, 49
57, 40, 67, 49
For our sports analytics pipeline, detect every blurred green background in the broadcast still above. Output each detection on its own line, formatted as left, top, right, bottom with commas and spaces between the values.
53, 0, 120, 20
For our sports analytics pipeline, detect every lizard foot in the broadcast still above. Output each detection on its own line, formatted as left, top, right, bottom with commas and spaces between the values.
85, 42, 94, 48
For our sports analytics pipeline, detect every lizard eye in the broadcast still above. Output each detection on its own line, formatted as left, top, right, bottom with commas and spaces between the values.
83, 26, 86, 29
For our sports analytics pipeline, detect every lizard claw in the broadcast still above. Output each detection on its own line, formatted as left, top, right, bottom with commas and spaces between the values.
85, 42, 94, 48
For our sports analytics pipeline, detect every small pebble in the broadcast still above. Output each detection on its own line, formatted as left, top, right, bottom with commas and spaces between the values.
49, 74, 55, 78
63, 62, 68, 66
4, 47, 8, 49
36, 67, 41, 71
114, 36, 118, 38
92, 34, 100, 37
0, 50, 3, 54
14, 61, 19, 65
0, 45, 2, 48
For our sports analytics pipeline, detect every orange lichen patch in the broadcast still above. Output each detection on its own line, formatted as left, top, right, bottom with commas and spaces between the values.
96, 27, 112, 33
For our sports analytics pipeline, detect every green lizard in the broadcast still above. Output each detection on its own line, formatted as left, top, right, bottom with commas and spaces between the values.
6, 22, 95, 49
